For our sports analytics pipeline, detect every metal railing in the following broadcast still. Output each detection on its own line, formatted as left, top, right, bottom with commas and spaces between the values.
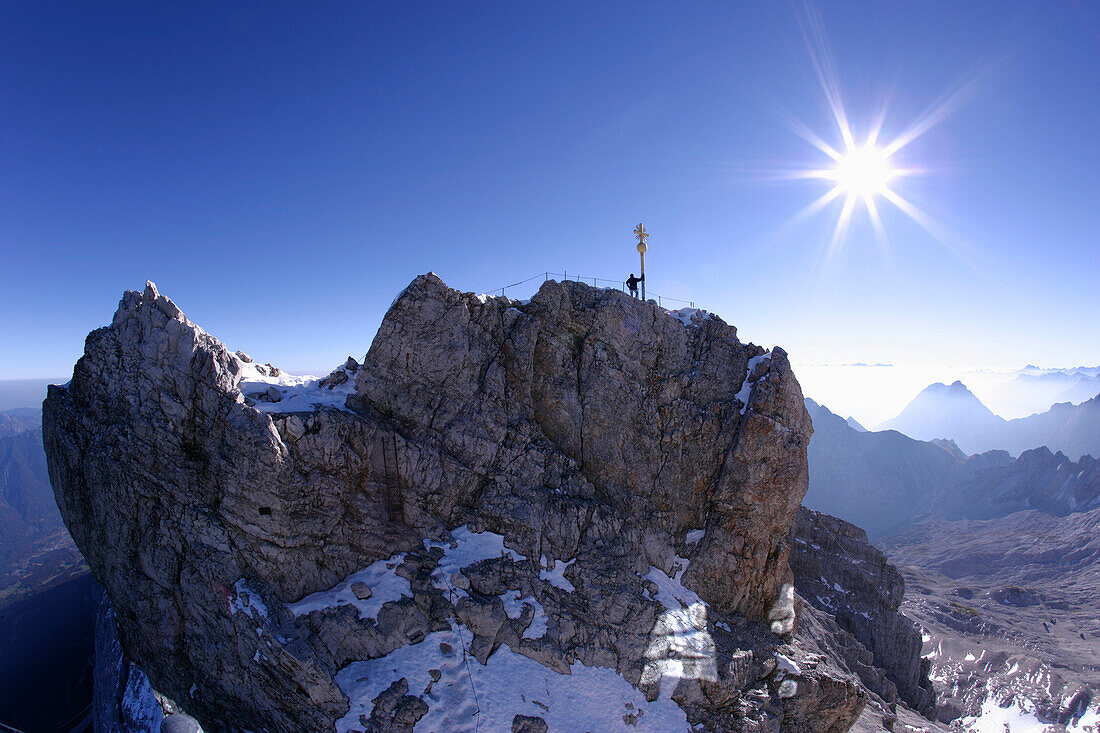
487, 272, 696, 310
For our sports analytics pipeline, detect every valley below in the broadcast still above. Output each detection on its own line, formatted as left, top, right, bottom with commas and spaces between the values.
882, 509, 1100, 732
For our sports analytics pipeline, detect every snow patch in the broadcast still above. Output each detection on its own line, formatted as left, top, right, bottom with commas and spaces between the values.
669, 308, 713, 328
641, 601, 717, 695
776, 653, 801, 676
956, 684, 1100, 732
229, 579, 269, 621
500, 590, 548, 639
736, 353, 772, 415
685, 529, 705, 545
426, 526, 527, 600
640, 558, 719, 695
334, 622, 691, 733
287, 553, 411, 621
957, 694, 1050, 732
643, 557, 702, 610
538, 555, 576, 592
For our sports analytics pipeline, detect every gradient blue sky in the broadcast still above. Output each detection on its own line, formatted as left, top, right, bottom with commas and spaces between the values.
3, 2, 1099, 419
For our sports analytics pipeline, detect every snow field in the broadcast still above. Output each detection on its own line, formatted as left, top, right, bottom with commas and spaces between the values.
235, 358, 358, 413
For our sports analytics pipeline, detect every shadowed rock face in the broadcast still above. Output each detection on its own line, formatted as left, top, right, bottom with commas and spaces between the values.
43, 274, 898, 732
790, 508, 935, 716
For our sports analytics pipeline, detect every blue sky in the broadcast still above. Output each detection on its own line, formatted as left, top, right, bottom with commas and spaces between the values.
3, 1, 1099, 420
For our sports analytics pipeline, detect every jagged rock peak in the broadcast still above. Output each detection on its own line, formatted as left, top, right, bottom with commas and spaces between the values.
41, 274, 900, 733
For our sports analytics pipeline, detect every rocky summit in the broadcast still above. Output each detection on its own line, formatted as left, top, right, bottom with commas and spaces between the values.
43, 275, 933, 732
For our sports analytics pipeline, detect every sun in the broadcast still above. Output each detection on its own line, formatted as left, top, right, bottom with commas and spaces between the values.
775, 5, 981, 256
790, 130, 915, 251
828, 144, 898, 199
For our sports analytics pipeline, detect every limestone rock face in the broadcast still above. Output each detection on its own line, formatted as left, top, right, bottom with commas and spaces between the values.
353, 274, 810, 622
43, 275, 922, 732
790, 508, 936, 716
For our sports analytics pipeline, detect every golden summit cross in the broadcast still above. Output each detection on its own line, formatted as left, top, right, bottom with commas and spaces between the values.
633, 223, 648, 245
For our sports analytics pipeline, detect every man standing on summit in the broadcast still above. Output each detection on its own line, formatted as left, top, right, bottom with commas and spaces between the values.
627, 273, 644, 298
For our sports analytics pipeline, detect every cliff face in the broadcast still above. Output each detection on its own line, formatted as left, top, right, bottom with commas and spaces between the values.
43, 275, 922, 732
352, 274, 810, 623
790, 508, 935, 716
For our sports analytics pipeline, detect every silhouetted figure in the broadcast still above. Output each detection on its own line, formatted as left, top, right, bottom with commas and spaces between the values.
627, 273, 644, 298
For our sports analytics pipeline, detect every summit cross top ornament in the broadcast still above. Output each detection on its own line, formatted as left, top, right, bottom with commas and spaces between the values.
634, 223, 648, 249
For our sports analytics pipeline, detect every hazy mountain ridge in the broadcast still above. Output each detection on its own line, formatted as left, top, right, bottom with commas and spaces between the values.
804, 398, 960, 536
0, 429, 54, 536
805, 399, 1100, 536
877, 381, 1100, 459
0, 407, 42, 438
878, 381, 1004, 456
995, 366, 1100, 418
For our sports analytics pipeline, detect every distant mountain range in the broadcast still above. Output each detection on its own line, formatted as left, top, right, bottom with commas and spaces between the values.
0, 428, 55, 547
0, 425, 87, 606
0, 407, 41, 438
877, 380, 1100, 459
990, 365, 1100, 417
805, 399, 1100, 537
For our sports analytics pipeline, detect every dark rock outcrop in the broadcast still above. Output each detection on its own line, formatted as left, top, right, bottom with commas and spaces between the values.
790, 508, 935, 715
43, 276, 930, 732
